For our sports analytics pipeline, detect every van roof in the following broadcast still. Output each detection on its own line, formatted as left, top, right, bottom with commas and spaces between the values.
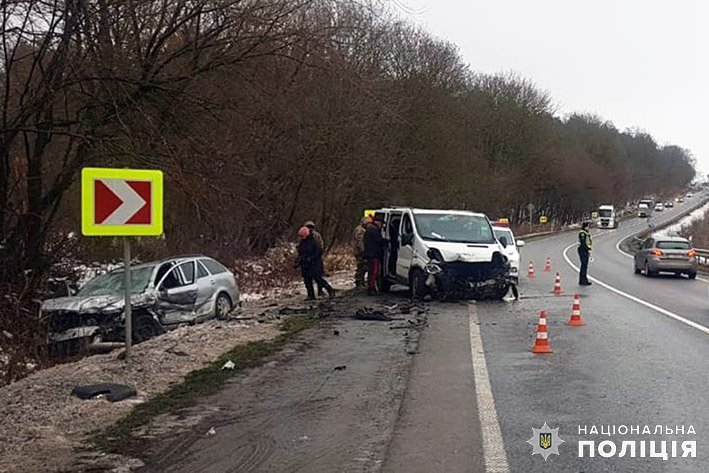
377, 207, 487, 218
598, 205, 614, 209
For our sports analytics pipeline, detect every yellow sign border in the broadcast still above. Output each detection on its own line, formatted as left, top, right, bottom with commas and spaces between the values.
81, 167, 164, 236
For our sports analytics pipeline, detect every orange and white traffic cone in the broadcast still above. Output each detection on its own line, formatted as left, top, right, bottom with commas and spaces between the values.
544, 257, 552, 272
527, 261, 535, 278
552, 272, 563, 295
567, 294, 585, 326
531, 310, 553, 354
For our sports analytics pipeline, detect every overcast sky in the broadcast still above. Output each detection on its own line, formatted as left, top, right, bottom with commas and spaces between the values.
399, 0, 709, 176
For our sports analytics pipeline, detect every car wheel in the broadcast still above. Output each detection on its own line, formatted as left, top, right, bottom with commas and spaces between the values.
644, 262, 656, 277
133, 313, 163, 343
688, 272, 697, 280
410, 269, 427, 301
634, 265, 641, 274
215, 293, 233, 320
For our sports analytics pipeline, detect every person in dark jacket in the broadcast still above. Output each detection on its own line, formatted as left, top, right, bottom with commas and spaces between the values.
295, 226, 335, 300
363, 217, 386, 295
304, 220, 326, 296
578, 221, 593, 285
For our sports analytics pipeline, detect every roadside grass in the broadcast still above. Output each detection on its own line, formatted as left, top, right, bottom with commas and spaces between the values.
94, 315, 318, 452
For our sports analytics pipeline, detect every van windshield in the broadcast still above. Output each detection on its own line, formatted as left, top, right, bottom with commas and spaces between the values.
414, 213, 495, 244
599, 209, 613, 218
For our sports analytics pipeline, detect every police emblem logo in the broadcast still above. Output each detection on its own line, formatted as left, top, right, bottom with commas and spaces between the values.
527, 422, 564, 460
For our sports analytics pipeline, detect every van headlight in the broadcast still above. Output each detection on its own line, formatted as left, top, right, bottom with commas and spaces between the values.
425, 263, 443, 275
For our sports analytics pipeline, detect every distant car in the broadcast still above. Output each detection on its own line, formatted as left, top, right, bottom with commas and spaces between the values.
634, 236, 698, 279
687, 193, 693, 198
654, 203, 664, 211
492, 224, 525, 284
42, 255, 239, 353
678, 197, 684, 203
665, 201, 674, 208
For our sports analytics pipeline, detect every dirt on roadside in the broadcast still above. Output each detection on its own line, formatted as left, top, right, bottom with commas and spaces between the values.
0, 315, 280, 473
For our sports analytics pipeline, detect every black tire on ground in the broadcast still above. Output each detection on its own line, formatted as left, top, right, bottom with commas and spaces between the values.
215, 293, 233, 320
688, 272, 697, 280
132, 312, 163, 343
409, 269, 427, 301
380, 278, 392, 293
634, 266, 641, 274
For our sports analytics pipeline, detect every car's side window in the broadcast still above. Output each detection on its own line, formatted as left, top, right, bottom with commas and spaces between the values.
155, 262, 175, 285
197, 261, 209, 279
160, 267, 183, 290
201, 258, 228, 275
179, 262, 195, 285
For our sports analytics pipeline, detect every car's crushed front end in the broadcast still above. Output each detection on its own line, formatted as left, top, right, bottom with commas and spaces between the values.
42, 293, 155, 354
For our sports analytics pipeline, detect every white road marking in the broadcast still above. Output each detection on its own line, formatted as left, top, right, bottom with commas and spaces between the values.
563, 243, 709, 336
102, 179, 147, 225
467, 304, 510, 473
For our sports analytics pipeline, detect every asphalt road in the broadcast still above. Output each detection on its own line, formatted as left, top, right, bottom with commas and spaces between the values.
123, 194, 709, 473
477, 192, 709, 472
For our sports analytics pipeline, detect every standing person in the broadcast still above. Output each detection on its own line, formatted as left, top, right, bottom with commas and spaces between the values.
304, 221, 326, 296
352, 217, 369, 287
578, 221, 593, 286
363, 216, 386, 295
295, 226, 335, 300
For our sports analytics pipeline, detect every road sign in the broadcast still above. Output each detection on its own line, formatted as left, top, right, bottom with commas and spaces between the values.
539, 216, 548, 224
498, 217, 510, 224
82, 167, 163, 236
363, 209, 376, 218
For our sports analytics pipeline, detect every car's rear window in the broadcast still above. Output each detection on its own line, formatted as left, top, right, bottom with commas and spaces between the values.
656, 241, 690, 250
201, 258, 228, 274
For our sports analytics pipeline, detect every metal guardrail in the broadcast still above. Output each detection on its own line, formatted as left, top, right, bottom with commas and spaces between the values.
695, 249, 709, 266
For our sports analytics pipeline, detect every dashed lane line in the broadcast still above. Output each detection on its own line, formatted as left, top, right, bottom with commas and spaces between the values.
468, 304, 511, 473
563, 243, 709, 336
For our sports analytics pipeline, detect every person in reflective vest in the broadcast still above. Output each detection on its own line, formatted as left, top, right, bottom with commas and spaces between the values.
578, 221, 593, 285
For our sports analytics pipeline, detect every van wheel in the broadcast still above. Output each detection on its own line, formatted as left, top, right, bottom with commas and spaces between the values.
688, 272, 697, 280
410, 269, 427, 301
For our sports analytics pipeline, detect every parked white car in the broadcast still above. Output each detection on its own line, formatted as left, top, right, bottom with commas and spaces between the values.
492, 224, 525, 283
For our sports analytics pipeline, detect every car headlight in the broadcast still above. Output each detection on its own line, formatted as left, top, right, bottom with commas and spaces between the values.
425, 263, 443, 275
510, 267, 518, 274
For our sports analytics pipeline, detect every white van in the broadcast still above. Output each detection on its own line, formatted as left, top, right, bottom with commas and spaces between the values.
597, 205, 618, 229
374, 208, 511, 300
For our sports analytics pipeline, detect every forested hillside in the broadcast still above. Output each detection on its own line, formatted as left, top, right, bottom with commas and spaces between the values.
1, 0, 695, 281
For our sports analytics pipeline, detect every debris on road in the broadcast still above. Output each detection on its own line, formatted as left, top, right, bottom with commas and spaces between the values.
333, 365, 347, 371
221, 360, 236, 370
206, 427, 216, 436
353, 308, 400, 321
72, 383, 137, 403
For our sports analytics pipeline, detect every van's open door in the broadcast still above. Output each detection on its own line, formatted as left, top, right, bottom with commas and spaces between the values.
383, 211, 402, 277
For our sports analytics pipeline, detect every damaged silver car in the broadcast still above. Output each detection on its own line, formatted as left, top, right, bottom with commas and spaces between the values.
42, 256, 239, 354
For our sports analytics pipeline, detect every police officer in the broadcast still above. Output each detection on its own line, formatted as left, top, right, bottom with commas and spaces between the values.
578, 221, 593, 285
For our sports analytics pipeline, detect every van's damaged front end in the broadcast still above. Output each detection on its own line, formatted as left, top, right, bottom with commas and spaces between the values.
423, 249, 511, 300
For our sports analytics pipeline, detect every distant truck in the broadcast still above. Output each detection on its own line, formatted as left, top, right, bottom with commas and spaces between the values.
638, 199, 654, 218
597, 205, 618, 229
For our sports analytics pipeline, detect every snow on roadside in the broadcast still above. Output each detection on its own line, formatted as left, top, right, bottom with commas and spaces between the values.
0, 317, 280, 473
